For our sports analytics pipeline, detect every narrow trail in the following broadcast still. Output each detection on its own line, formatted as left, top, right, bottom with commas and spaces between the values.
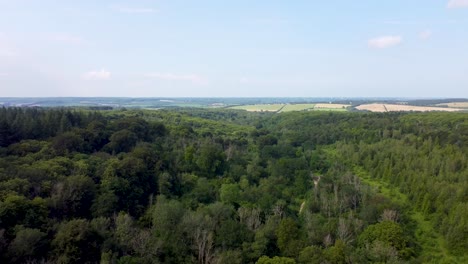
299, 175, 321, 214
299, 201, 305, 214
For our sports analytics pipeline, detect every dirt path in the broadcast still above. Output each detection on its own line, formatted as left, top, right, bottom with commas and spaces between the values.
300, 175, 321, 214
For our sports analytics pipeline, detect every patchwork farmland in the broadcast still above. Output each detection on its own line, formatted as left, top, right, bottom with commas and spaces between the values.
230, 103, 350, 113
356, 103, 463, 112
436, 102, 468, 108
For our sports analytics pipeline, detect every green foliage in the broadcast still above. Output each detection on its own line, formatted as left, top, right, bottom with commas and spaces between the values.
323, 240, 346, 264
52, 219, 101, 264
256, 256, 296, 264
276, 217, 304, 257
51, 175, 96, 218
0, 195, 47, 231
152, 196, 185, 230
195, 142, 227, 177
8, 228, 47, 262
215, 219, 252, 249
0, 108, 466, 263
106, 129, 138, 153
52, 131, 84, 155
217, 250, 243, 264
220, 183, 241, 205
359, 221, 407, 256
298, 246, 324, 264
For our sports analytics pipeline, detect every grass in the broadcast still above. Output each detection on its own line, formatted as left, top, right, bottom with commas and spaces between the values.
353, 166, 467, 264
279, 104, 315, 112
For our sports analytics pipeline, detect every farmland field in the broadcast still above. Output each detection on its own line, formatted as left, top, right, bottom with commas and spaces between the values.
230, 103, 350, 113
312, 107, 348, 112
230, 104, 284, 112
279, 104, 315, 112
356, 103, 463, 112
314, 103, 351, 109
436, 102, 468, 108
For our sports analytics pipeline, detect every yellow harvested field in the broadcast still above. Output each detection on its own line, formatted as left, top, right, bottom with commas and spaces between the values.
436, 102, 468, 108
355, 104, 387, 112
230, 104, 284, 112
314, 103, 351, 109
356, 104, 463, 113
311, 108, 347, 112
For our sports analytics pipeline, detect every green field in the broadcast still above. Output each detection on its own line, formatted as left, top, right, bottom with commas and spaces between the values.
278, 104, 315, 112
230, 104, 285, 112
230, 103, 350, 113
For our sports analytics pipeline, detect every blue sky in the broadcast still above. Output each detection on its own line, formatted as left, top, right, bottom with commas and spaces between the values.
0, 0, 467, 97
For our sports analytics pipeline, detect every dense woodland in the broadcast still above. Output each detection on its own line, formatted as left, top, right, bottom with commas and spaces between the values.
0, 107, 466, 264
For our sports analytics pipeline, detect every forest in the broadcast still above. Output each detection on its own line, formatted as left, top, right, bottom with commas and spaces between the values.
0, 107, 466, 264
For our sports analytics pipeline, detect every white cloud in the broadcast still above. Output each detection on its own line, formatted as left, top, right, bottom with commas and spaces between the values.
145, 72, 207, 85
448, 0, 468, 8
239, 77, 249, 84
368, 36, 402, 49
82, 69, 111, 80
419, 30, 432, 40
114, 6, 156, 14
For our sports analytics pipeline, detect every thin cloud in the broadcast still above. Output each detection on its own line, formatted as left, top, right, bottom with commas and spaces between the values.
448, 0, 468, 8
0, 48, 16, 57
0, 34, 17, 57
51, 33, 88, 46
368, 36, 402, 49
145, 72, 207, 85
82, 69, 111, 80
419, 30, 432, 40
383, 20, 420, 25
250, 18, 290, 25
239, 77, 249, 84
383, 20, 456, 25
113, 6, 157, 14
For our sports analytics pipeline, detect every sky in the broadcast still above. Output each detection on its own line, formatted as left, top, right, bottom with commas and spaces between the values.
0, 0, 467, 97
